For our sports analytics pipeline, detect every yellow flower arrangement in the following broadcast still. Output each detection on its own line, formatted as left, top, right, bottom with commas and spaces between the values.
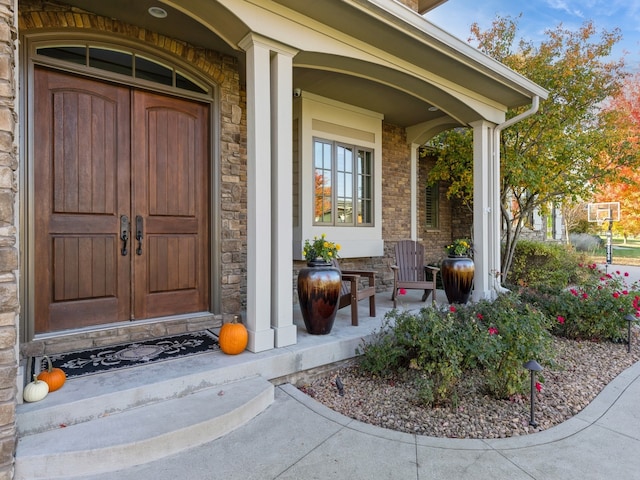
445, 238, 472, 256
303, 234, 341, 263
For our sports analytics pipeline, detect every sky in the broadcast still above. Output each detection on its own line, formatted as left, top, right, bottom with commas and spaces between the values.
426, 0, 640, 71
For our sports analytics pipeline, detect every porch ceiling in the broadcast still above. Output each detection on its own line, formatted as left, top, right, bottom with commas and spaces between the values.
57, 0, 545, 131
57, 0, 448, 127
293, 67, 443, 127
59, 0, 244, 57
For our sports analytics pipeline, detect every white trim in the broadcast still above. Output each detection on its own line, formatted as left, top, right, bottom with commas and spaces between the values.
270, 49, 297, 348
349, 0, 548, 98
240, 33, 275, 352
295, 93, 384, 259
410, 143, 419, 241
471, 120, 496, 301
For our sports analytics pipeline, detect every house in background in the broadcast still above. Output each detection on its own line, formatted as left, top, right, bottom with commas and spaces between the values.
0, 0, 547, 476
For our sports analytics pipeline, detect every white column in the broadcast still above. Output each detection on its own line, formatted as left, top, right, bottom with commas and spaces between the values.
271, 46, 298, 347
488, 124, 504, 296
410, 143, 419, 241
471, 120, 499, 301
239, 34, 275, 352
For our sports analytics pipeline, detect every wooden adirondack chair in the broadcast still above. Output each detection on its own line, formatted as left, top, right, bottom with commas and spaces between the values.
332, 259, 376, 326
391, 240, 439, 308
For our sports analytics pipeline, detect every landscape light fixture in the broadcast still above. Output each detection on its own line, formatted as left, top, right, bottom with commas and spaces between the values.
624, 314, 636, 353
524, 360, 543, 428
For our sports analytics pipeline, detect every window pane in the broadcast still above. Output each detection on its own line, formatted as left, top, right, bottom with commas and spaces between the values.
357, 150, 372, 224
136, 55, 172, 86
336, 145, 353, 224
314, 140, 332, 223
312, 140, 373, 227
37, 46, 87, 65
176, 72, 207, 94
89, 48, 132, 76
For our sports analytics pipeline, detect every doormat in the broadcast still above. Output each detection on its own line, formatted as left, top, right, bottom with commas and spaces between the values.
30, 330, 220, 380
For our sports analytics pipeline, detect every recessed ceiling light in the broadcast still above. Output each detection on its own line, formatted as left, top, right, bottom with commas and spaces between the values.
148, 6, 168, 18
428, 106, 439, 112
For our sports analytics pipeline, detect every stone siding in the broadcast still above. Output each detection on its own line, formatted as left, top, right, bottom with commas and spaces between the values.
0, 0, 17, 476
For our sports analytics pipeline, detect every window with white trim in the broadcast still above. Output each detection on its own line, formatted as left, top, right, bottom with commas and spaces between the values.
313, 138, 373, 226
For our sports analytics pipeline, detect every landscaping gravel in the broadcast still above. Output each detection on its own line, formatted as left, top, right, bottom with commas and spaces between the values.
298, 331, 640, 439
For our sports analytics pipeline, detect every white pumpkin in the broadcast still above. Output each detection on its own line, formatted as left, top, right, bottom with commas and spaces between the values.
23, 374, 49, 403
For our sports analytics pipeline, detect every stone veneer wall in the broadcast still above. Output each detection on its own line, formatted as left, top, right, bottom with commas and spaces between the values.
16, 3, 246, 347
0, 0, 17, 476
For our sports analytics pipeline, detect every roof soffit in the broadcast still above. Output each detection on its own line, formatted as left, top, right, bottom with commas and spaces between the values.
271, 0, 547, 106
417, 0, 449, 14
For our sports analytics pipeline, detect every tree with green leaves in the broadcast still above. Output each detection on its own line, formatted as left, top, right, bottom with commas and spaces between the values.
428, 16, 638, 279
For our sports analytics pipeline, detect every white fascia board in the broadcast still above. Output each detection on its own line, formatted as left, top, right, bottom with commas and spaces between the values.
350, 0, 549, 100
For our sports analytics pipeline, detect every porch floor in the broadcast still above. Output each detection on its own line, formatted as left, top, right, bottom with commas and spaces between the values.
14, 288, 447, 479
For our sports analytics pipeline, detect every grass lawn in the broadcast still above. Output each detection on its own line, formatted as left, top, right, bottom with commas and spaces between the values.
588, 237, 640, 266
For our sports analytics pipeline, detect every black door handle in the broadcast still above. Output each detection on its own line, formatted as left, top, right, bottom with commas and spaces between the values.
136, 215, 144, 255
120, 215, 129, 256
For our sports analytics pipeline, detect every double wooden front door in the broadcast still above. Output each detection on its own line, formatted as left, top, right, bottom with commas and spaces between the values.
34, 67, 210, 334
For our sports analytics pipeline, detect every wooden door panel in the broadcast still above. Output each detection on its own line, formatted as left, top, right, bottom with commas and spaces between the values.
34, 68, 131, 333
147, 236, 197, 292
51, 90, 117, 214
132, 91, 209, 319
52, 235, 117, 301
147, 109, 197, 217
49, 298, 122, 331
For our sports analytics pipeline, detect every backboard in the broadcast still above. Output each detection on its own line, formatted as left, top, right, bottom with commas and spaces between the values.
587, 202, 620, 224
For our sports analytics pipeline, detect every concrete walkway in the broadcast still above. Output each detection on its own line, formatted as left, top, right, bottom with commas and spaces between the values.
32, 262, 640, 480
75, 351, 640, 480
599, 263, 640, 285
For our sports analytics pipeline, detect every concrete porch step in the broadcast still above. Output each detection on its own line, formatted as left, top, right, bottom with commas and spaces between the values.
15, 372, 274, 479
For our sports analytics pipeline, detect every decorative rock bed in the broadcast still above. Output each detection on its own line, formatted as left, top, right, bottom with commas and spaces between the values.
299, 334, 640, 439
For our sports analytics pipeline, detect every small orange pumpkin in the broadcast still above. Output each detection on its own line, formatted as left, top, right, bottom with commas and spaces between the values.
37, 355, 66, 392
219, 315, 248, 355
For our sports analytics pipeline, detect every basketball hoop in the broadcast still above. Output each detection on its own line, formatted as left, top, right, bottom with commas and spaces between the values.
587, 202, 620, 266
588, 202, 620, 224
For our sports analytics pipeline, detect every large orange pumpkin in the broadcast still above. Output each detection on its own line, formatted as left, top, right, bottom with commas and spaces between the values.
37, 355, 66, 392
219, 316, 248, 355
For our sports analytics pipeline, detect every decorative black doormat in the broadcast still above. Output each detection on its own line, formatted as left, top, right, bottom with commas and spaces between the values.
30, 330, 220, 380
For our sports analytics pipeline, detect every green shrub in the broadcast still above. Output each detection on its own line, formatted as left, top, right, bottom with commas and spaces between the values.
357, 307, 478, 404
357, 293, 554, 403
354, 317, 408, 376
507, 240, 591, 291
470, 295, 553, 398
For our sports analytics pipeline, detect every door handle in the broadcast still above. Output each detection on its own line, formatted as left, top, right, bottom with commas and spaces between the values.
120, 215, 129, 256
135, 215, 144, 255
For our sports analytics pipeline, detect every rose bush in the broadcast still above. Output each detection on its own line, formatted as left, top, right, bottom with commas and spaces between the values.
528, 265, 640, 342
357, 293, 553, 404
